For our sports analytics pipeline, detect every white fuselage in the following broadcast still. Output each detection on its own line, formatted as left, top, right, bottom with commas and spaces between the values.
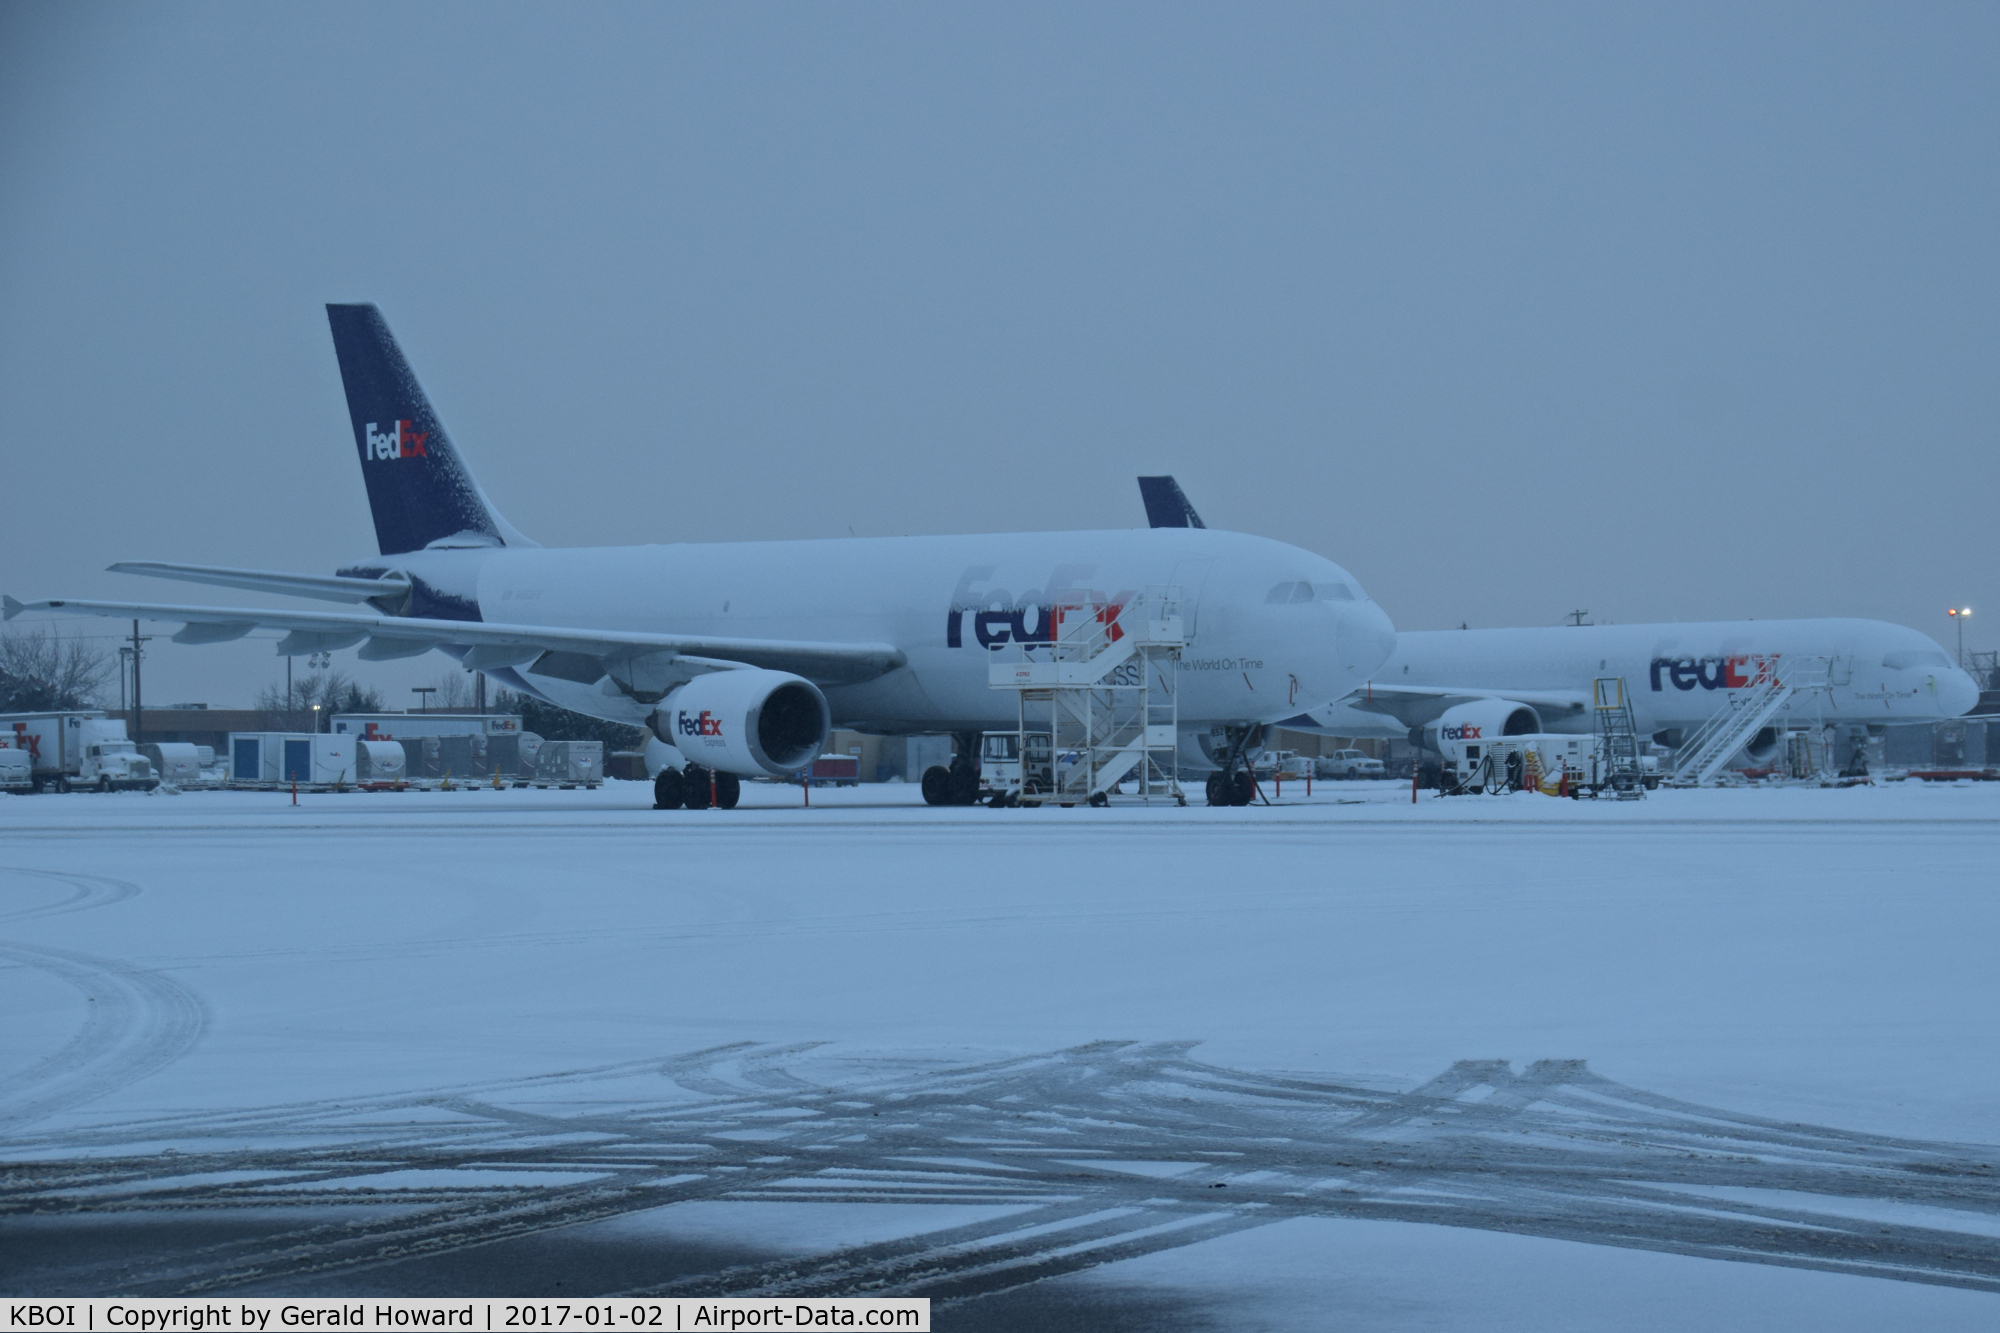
1309, 618, 1980, 741
370, 527, 1398, 737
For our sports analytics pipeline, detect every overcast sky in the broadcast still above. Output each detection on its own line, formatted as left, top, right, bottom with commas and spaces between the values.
2, 2, 1994, 707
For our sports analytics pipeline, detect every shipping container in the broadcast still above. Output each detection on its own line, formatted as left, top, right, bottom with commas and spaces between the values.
355, 739, 406, 783
140, 743, 205, 784
536, 740, 602, 783
330, 713, 525, 739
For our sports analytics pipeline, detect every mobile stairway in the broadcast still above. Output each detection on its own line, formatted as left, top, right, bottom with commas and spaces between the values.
1667, 657, 1831, 786
988, 586, 1187, 806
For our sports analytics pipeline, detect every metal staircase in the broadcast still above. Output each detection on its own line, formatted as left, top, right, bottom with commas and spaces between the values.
988, 587, 1186, 805
1669, 658, 1830, 786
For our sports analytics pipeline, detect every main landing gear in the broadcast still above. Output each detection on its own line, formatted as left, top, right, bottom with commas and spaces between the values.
654, 764, 741, 810
921, 732, 983, 806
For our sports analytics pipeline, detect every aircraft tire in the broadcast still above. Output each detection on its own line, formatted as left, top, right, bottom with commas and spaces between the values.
1229, 771, 1256, 806
714, 771, 741, 809
682, 765, 714, 810
921, 766, 951, 806
949, 769, 981, 806
1205, 773, 1226, 806
653, 768, 685, 810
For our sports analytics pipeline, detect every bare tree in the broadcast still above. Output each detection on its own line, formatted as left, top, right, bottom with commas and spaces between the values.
256, 668, 386, 731
431, 669, 472, 709
0, 626, 113, 713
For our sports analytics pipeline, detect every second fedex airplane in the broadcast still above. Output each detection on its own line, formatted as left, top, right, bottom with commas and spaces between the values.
6, 307, 1396, 807
1136, 477, 1980, 768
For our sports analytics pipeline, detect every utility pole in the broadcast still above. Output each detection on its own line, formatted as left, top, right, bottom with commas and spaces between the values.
129, 620, 150, 746
1566, 610, 1590, 627
413, 686, 436, 713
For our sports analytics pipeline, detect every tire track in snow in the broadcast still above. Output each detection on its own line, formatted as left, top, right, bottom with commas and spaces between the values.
0, 868, 209, 1131
4, 1042, 1999, 1299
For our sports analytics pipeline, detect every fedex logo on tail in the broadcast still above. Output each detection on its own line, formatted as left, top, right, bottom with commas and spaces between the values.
1649, 655, 1778, 691
365, 420, 429, 461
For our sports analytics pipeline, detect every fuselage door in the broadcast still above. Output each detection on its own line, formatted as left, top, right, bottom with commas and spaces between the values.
1829, 654, 1853, 686
1169, 557, 1215, 638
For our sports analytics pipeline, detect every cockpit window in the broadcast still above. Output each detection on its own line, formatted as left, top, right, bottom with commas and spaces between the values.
1269, 579, 1359, 604
1882, 650, 1951, 670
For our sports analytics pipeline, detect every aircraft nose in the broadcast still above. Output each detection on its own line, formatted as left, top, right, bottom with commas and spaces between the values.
1941, 667, 1983, 718
1341, 600, 1397, 676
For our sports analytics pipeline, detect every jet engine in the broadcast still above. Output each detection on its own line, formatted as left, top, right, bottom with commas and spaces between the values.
1419, 699, 1542, 756
650, 669, 830, 777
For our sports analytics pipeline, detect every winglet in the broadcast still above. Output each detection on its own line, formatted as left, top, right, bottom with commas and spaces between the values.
3, 595, 24, 621
1137, 476, 1206, 529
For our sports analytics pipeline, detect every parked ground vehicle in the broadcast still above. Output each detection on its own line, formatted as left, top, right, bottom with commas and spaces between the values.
1316, 749, 1385, 779
0, 742, 32, 793
977, 730, 1055, 800
805, 753, 861, 787
1, 711, 157, 791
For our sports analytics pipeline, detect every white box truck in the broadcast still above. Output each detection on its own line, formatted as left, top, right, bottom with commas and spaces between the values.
1, 712, 157, 792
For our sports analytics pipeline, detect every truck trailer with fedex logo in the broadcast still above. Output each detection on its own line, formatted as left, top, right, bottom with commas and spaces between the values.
1, 711, 158, 792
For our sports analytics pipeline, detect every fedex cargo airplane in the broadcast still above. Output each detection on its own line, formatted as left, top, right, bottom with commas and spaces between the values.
3, 307, 1396, 808
1137, 476, 1980, 767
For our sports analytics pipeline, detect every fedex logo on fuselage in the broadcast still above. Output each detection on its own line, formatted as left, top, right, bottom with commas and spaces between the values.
365, 420, 429, 461
945, 564, 1132, 650
677, 710, 723, 740
1442, 723, 1481, 741
1649, 655, 1777, 692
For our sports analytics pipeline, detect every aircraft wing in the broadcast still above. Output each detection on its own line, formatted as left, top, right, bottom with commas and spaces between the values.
3, 595, 905, 688
106, 561, 411, 606
1328, 683, 1592, 731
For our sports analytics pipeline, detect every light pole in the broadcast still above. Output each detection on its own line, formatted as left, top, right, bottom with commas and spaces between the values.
311, 704, 322, 735
1949, 607, 1972, 669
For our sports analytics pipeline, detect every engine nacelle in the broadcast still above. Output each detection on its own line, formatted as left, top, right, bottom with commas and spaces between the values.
650, 668, 830, 777
1420, 699, 1542, 758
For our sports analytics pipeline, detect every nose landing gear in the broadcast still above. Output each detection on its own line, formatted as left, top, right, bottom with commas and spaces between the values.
1204, 725, 1262, 807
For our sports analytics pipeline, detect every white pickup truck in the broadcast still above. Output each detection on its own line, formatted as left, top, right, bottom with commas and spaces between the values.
1316, 748, 1386, 779
0, 711, 158, 792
